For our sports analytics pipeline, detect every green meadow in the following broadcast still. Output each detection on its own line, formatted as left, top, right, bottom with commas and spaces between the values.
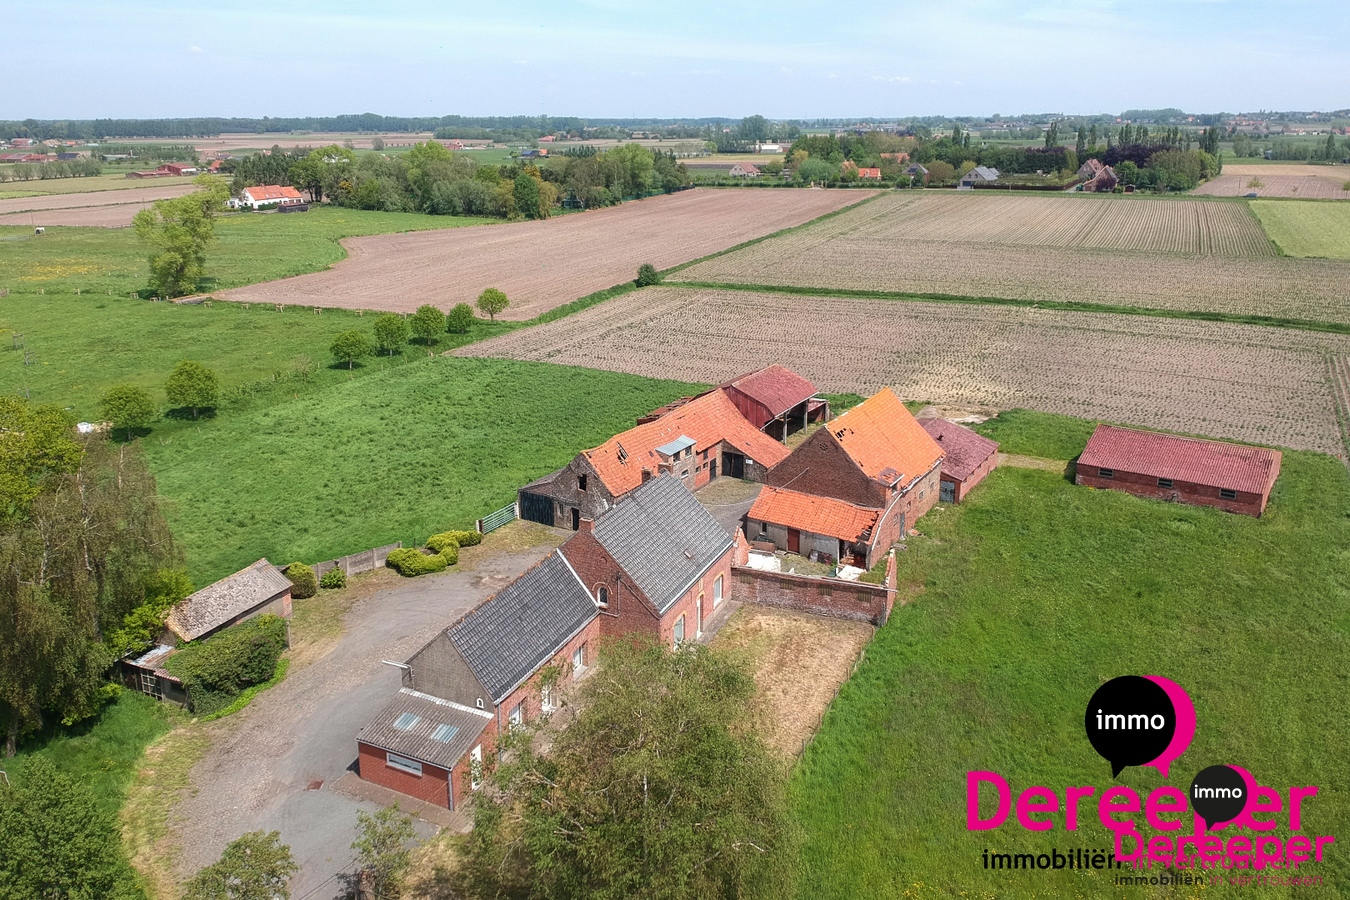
790, 410, 1349, 899
1252, 200, 1350, 259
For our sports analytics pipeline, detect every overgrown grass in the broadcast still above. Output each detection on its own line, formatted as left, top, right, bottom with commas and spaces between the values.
143, 356, 705, 583
5, 690, 180, 816
972, 408, 1098, 459
1252, 200, 1350, 259
790, 412, 1350, 899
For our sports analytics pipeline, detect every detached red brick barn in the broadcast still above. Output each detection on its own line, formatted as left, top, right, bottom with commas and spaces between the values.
919, 418, 999, 503
1075, 424, 1281, 517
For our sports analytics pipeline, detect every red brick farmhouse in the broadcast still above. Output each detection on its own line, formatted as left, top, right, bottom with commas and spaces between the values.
1075, 424, 1281, 517
919, 418, 999, 503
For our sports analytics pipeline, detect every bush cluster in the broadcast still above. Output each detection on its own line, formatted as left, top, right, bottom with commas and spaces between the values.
286, 562, 318, 599
164, 614, 288, 715
386, 548, 449, 577
636, 263, 662, 286
427, 529, 481, 551
319, 567, 347, 590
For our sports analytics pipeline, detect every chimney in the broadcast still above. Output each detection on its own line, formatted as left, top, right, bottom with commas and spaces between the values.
579, 517, 595, 533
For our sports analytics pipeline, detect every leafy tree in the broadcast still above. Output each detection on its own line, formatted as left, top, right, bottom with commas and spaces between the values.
446, 302, 476, 334
457, 639, 797, 900
99, 384, 156, 437
132, 174, 230, 297
0, 756, 143, 899
183, 830, 298, 900
165, 615, 288, 715
409, 304, 446, 345
925, 160, 956, 184
285, 562, 317, 599
104, 568, 194, 660
330, 330, 373, 369
737, 114, 769, 142
0, 396, 83, 523
1044, 121, 1059, 148
290, 144, 354, 203
795, 157, 838, 184
636, 263, 661, 287
371, 136, 385, 151
513, 173, 542, 219
352, 804, 418, 899
165, 360, 220, 419
1075, 125, 1087, 158
477, 288, 509, 321
373, 313, 410, 356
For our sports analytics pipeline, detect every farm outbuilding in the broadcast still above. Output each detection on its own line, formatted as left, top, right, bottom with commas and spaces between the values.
919, 418, 999, 503
164, 558, 293, 644
745, 486, 882, 568
719, 365, 826, 440
1075, 424, 1281, 517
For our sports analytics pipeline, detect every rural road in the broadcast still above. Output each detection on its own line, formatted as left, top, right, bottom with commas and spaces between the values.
170, 530, 563, 900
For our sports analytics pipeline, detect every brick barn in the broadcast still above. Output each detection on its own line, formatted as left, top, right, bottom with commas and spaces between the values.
519, 388, 789, 529
753, 388, 945, 560
1075, 424, 1282, 517
564, 474, 736, 646
745, 487, 881, 568
919, 418, 999, 503
718, 365, 827, 441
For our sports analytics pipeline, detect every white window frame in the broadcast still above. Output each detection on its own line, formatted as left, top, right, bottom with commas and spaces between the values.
470, 745, 483, 790
713, 575, 724, 607
386, 753, 423, 777
673, 614, 686, 647
541, 683, 555, 713
508, 702, 524, 730
572, 644, 586, 674
596, 585, 608, 608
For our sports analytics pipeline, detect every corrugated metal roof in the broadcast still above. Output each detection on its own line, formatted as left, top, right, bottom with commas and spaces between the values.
920, 419, 999, 482
748, 487, 879, 543
357, 688, 492, 770
1079, 425, 1281, 495
591, 475, 733, 614
164, 559, 291, 642
447, 552, 596, 702
655, 435, 697, 457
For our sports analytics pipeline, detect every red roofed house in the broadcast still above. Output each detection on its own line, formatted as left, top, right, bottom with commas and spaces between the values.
746, 487, 882, 567
1075, 425, 1281, 517
919, 418, 999, 503
1077, 158, 1119, 193
719, 365, 827, 441
519, 389, 790, 529
753, 388, 945, 562
240, 185, 307, 210
126, 162, 199, 179
729, 162, 761, 177
857, 167, 882, 180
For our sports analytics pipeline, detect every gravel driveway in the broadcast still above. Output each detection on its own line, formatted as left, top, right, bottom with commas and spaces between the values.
169, 531, 561, 899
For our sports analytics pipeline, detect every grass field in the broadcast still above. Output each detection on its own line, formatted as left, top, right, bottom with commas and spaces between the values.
142, 355, 705, 583
1252, 201, 1350, 258
791, 409, 1349, 899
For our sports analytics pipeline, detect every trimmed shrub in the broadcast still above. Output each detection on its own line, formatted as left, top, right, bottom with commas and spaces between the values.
286, 562, 318, 599
439, 543, 459, 566
636, 263, 662, 286
386, 548, 448, 577
319, 567, 347, 590
164, 614, 288, 715
427, 529, 480, 552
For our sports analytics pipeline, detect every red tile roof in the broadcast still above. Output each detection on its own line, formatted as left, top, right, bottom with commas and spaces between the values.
1079, 424, 1281, 495
920, 419, 999, 482
828, 388, 944, 491
857, 168, 882, 178
242, 185, 304, 202
584, 390, 789, 496
721, 365, 818, 418
749, 487, 879, 543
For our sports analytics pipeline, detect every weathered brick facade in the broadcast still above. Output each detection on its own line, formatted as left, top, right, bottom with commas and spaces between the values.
940, 451, 996, 503
765, 428, 886, 507
732, 549, 898, 626
1075, 467, 1270, 517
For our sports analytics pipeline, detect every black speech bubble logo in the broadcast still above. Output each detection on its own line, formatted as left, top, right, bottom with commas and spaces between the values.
1190, 765, 1249, 830
1084, 676, 1177, 778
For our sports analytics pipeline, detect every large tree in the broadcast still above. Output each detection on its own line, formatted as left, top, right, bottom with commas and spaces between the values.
409, 304, 446, 345
289, 144, 354, 203
99, 384, 156, 438
132, 174, 229, 297
457, 639, 797, 900
0, 408, 180, 755
165, 360, 220, 419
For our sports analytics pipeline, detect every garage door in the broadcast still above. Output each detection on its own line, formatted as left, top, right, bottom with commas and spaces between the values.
518, 492, 555, 526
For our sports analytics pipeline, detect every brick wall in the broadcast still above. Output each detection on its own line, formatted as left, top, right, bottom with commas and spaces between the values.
942, 451, 997, 503
765, 429, 884, 508
357, 742, 452, 809
1075, 468, 1269, 517
495, 616, 602, 731
449, 719, 496, 809
732, 550, 897, 626
563, 531, 662, 638
655, 543, 736, 645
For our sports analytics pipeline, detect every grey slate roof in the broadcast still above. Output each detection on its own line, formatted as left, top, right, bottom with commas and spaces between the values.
591, 474, 734, 615
357, 688, 493, 769
164, 558, 291, 642
447, 551, 596, 703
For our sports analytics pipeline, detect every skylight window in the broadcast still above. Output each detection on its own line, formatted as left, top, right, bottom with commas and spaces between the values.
393, 712, 421, 731
430, 723, 459, 743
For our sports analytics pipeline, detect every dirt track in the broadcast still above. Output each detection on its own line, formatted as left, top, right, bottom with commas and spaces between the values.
216, 189, 875, 319
0, 183, 197, 215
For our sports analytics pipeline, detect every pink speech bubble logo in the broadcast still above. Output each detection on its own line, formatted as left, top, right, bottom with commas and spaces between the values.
1141, 675, 1195, 778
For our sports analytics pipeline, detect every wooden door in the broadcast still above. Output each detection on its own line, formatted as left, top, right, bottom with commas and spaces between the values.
787, 528, 800, 554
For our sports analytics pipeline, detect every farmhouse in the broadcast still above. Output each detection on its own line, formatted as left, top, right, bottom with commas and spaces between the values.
905, 163, 929, 184
857, 168, 882, 180
1077, 159, 1119, 193
729, 162, 762, 177
358, 550, 601, 809
755, 388, 944, 558
958, 166, 1000, 190
518, 388, 789, 528
919, 418, 999, 503
239, 185, 307, 210
126, 163, 198, 179
1075, 424, 1282, 517
563, 474, 736, 646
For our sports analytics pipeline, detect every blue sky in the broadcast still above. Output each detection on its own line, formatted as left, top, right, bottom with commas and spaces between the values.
10, 0, 1348, 119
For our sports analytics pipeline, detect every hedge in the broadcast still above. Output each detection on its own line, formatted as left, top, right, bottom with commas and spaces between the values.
427, 529, 480, 552
286, 562, 318, 599
319, 567, 347, 589
387, 548, 449, 577
164, 614, 288, 716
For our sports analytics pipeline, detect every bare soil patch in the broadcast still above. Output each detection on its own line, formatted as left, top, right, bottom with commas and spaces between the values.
216, 188, 874, 319
0, 182, 197, 215
712, 605, 873, 758
1222, 164, 1348, 178
1193, 174, 1348, 199
460, 285, 1350, 455
0, 204, 151, 228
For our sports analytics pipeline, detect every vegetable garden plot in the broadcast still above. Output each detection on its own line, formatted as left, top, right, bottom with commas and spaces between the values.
459, 286, 1350, 457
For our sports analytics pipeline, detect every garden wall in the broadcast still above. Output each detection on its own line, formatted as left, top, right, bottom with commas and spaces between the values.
732, 550, 897, 626
311, 542, 403, 580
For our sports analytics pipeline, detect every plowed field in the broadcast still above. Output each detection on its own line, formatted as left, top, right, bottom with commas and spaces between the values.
1193, 174, 1349, 199
0, 204, 150, 228
215, 188, 874, 319
458, 285, 1350, 456
0, 183, 197, 215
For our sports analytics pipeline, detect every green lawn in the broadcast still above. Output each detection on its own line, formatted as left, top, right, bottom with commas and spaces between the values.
5, 691, 179, 816
143, 356, 706, 583
791, 410, 1349, 899
0, 205, 496, 300
1252, 200, 1350, 259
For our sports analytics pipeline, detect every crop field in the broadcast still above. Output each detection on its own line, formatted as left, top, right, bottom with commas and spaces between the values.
216, 188, 875, 319
0, 203, 161, 228
670, 201, 1350, 324
459, 286, 1350, 456
0, 182, 198, 215
0, 171, 198, 200
1222, 164, 1348, 178
768, 192, 1274, 256
1193, 174, 1349, 199
1251, 200, 1350, 258
791, 412, 1350, 899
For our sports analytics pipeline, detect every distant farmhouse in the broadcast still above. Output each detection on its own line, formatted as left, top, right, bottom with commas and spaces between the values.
1077, 159, 1119, 193
729, 162, 761, 177
958, 166, 1000, 190
237, 185, 308, 210
126, 162, 197, 179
